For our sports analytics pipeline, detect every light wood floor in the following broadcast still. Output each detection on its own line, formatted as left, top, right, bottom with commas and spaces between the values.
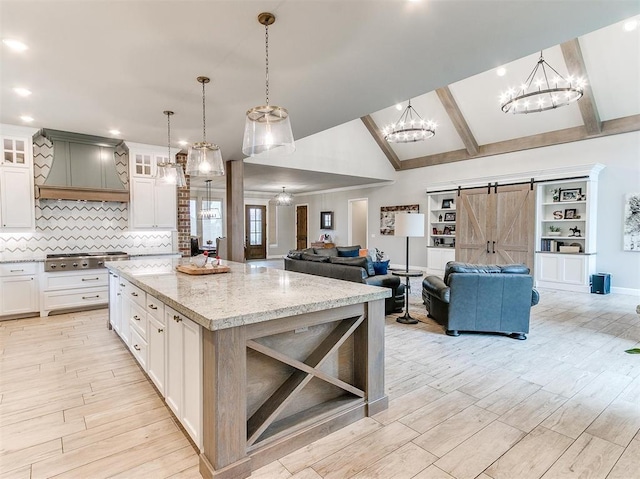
1, 285, 639, 479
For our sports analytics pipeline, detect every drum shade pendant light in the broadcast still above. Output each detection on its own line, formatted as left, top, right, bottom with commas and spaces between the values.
383, 99, 436, 143
156, 110, 187, 187
186, 76, 224, 176
500, 51, 585, 114
274, 186, 293, 206
242, 12, 295, 157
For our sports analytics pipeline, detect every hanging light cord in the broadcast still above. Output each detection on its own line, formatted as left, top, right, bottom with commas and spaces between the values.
265, 22, 269, 106
166, 112, 171, 162
201, 80, 207, 142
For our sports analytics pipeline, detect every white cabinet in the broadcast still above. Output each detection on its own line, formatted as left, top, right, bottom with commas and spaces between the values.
534, 165, 603, 292
165, 306, 202, 448
108, 271, 120, 331
146, 296, 165, 394
0, 262, 39, 316
128, 145, 177, 230
0, 133, 35, 230
41, 270, 108, 317
130, 177, 176, 230
426, 191, 457, 274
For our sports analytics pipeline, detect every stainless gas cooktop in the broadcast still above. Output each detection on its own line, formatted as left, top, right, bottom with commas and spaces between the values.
44, 252, 129, 272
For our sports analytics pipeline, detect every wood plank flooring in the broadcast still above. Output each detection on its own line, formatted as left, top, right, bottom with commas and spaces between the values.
1, 281, 639, 478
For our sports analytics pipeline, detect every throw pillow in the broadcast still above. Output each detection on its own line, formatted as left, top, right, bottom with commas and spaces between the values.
301, 253, 331, 262
372, 260, 389, 275
336, 245, 361, 257
286, 250, 304, 260
329, 256, 375, 276
314, 247, 338, 257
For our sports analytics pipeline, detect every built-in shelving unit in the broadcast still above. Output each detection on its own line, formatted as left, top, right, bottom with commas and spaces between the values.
535, 165, 604, 292
426, 192, 457, 274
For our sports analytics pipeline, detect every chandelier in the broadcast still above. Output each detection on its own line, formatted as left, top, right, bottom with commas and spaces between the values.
186, 76, 224, 176
383, 99, 436, 143
200, 180, 221, 218
500, 51, 585, 114
242, 12, 295, 157
274, 187, 293, 206
156, 110, 187, 187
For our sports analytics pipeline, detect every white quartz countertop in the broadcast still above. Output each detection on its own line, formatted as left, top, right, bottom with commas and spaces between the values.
106, 258, 391, 331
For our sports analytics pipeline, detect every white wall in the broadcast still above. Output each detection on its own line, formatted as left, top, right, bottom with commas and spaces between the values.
287, 131, 640, 291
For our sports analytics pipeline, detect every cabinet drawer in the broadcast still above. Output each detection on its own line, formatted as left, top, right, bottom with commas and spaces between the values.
146, 295, 164, 323
43, 286, 108, 311
130, 329, 148, 370
44, 271, 107, 291
129, 301, 148, 340
127, 282, 146, 308
0, 262, 39, 276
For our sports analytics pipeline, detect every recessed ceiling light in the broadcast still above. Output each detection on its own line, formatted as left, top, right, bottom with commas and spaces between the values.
13, 87, 32, 97
109, 129, 121, 136
178, 140, 188, 146
20, 115, 34, 123
624, 19, 638, 32
395, 103, 403, 111
2, 39, 28, 51
496, 67, 507, 77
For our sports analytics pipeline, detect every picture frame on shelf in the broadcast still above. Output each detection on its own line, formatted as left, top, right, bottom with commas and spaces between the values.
559, 188, 581, 202
564, 208, 577, 219
441, 198, 454, 209
432, 227, 438, 235
444, 212, 456, 222
443, 226, 452, 235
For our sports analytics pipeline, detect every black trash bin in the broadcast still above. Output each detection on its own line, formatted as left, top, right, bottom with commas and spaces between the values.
590, 273, 611, 294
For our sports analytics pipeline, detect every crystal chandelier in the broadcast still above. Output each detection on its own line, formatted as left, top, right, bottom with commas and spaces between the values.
186, 76, 224, 176
200, 180, 221, 218
155, 110, 187, 187
242, 12, 295, 157
274, 186, 293, 206
500, 51, 585, 114
383, 99, 436, 143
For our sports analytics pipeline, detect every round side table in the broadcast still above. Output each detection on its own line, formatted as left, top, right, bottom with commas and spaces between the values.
392, 270, 424, 324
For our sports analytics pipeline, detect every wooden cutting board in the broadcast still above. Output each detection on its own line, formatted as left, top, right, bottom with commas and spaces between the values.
176, 264, 231, 275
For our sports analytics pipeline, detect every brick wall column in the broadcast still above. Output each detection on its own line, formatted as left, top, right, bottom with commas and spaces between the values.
176, 152, 190, 257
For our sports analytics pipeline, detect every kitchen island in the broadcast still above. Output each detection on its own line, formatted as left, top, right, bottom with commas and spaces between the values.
106, 257, 390, 479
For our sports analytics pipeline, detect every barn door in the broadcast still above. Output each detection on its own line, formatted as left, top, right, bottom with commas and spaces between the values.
493, 184, 535, 270
456, 187, 493, 264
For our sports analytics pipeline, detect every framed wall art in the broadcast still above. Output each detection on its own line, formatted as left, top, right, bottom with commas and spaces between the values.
380, 204, 419, 235
624, 193, 640, 251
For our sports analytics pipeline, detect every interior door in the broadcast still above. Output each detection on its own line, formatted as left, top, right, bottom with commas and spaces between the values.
493, 184, 535, 270
456, 187, 492, 264
245, 205, 267, 260
296, 205, 308, 250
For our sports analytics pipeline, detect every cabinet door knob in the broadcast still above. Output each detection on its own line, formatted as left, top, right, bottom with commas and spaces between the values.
120, 283, 125, 287
131, 292, 138, 297
148, 304, 157, 310
133, 344, 141, 351
158, 328, 164, 333
173, 315, 182, 322
133, 315, 140, 321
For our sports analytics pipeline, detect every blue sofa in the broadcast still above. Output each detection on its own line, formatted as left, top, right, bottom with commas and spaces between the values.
422, 262, 540, 340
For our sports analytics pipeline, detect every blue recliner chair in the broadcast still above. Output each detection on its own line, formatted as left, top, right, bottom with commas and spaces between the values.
422, 262, 540, 340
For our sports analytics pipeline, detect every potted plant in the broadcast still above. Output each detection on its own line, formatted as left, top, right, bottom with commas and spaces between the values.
548, 225, 562, 236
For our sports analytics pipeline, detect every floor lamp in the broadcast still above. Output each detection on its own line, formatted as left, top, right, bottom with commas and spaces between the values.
394, 212, 425, 324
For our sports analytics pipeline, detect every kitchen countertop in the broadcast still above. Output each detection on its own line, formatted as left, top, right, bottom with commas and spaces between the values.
106, 257, 390, 331
0, 251, 181, 264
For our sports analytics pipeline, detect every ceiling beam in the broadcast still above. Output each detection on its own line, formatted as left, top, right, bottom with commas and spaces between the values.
435, 87, 479, 156
401, 114, 640, 170
360, 115, 401, 171
561, 38, 602, 136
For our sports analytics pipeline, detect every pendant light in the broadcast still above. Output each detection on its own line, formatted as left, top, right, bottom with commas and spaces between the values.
273, 186, 293, 206
200, 179, 221, 218
242, 12, 295, 157
155, 110, 187, 187
186, 76, 224, 176
383, 99, 436, 143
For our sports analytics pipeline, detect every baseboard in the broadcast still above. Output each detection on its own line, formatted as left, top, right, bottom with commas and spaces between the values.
611, 286, 640, 296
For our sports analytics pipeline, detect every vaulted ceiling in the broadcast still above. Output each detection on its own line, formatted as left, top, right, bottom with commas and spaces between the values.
1, 1, 639, 194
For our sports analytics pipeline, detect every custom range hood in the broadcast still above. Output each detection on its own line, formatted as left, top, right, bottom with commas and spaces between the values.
38, 129, 129, 202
